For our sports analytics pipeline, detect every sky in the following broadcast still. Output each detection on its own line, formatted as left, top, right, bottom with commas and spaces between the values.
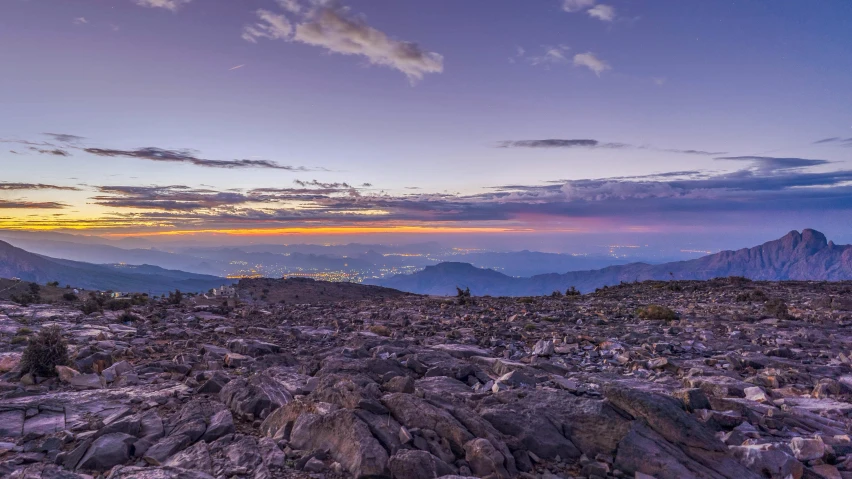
1, 0, 851, 250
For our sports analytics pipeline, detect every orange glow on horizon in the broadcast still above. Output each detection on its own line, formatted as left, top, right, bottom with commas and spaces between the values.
102, 225, 553, 238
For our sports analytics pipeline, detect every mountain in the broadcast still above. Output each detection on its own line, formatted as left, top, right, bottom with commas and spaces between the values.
0, 240, 231, 294
373, 229, 852, 296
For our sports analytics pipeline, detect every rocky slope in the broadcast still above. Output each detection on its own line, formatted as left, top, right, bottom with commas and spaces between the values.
376, 229, 852, 295
2, 278, 852, 478
0, 240, 230, 294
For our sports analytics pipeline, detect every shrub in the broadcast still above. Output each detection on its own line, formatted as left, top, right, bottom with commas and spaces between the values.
167, 290, 183, 305
637, 304, 679, 321
11, 293, 39, 306
11, 335, 28, 345
523, 323, 536, 331
16, 327, 32, 335
118, 311, 140, 323
369, 324, 391, 336
566, 286, 581, 296
80, 298, 102, 315
550, 290, 563, 298
517, 297, 535, 304
20, 326, 69, 376
47, 281, 59, 287
62, 292, 78, 301
765, 298, 790, 319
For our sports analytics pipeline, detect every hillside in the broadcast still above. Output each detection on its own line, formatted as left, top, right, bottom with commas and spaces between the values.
375, 229, 852, 295
237, 277, 412, 304
0, 240, 230, 294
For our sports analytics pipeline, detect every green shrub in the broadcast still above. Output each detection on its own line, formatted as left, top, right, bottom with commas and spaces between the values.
20, 326, 69, 376
11, 335, 28, 345
566, 286, 581, 296
523, 323, 536, 331
62, 292, 78, 301
637, 304, 679, 321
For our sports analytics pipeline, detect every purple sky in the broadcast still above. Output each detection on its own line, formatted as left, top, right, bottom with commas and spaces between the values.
1, 0, 851, 249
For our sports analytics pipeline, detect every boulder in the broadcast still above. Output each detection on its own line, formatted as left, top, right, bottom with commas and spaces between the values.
77, 432, 136, 471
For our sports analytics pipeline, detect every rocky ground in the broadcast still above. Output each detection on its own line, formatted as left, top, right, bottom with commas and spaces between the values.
1, 277, 852, 479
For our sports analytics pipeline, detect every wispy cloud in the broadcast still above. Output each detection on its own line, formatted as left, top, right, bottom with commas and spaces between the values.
814, 137, 852, 147
561, 0, 596, 13
133, 0, 191, 12
228, 64, 246, 71
29, 147, 71, 157
0, 183, 80, 191
587, 4, 616, 22
497, 138, 724, 155
0, 200, 68, 209
73, 17, 88, 25
573, 52, 610, 76
83, 147, 316, 171
527, 45, 571, 67
44, 133, 85, 144
242, 0, 443, 83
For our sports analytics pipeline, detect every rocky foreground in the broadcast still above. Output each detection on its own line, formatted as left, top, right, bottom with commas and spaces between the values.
2, 279, 852, 479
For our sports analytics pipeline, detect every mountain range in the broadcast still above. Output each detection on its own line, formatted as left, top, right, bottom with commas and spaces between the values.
0, 240, 230, 295
372, 229, 852, 296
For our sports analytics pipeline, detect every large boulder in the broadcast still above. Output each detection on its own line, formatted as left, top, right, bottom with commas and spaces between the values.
388, 450, 456, 479
290, 409, 390, 478
220, 373, 293, 420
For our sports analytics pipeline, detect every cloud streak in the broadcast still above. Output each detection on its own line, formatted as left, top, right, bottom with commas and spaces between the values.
242, 0, 443, 83
133, 0, 191, 12
64, 155, 852, 232
83, 147, 315, 171
497, 138, 724, 155
573, 52, 610, 76
0, 183, 80, 191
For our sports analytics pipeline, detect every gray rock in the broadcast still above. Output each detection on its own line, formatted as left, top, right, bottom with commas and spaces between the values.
290, 409, 390, 478
77, 432, 136, 471
388, 449, 456, 479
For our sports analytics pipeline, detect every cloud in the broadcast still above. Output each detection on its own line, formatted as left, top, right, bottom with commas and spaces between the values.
44, 133, 85, 144
73, 17, 88, 25
715, 156, 831, 171
133, 0, 191, 12
814, 137, 852, 147
528, 45, 571, 66
242, 10, 292, 43
242, 0, 443, 83
93, 185, 259, 211
83, 147, 314, 170
0, 183, 80, 191
498, 138, 722, 155
573, 52, 610, 76
29, 147, 71, 156
561, 0, 596, 12
0, 200, 68, 209
587, 4, 616, 21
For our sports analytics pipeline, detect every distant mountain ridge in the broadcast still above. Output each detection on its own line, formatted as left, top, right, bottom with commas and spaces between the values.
0, 240, 231, 294
373, 229, 852, 296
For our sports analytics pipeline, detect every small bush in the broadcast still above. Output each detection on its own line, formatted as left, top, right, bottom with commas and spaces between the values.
566, 286, 581, 296
62, 292, 78, 301
637, 304, 679, 321
118, 311, 140, 323
765, 298, 790, 319
16, 327, 32, 335
369, 324, 391, 337
517, 297, 535, 304
80, 298, 102, 315
11, 335, 28, 345
20, 326, 70, 376
550, 290, 563, 298
47, 281, 59, 287
523, 323, 536, 331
